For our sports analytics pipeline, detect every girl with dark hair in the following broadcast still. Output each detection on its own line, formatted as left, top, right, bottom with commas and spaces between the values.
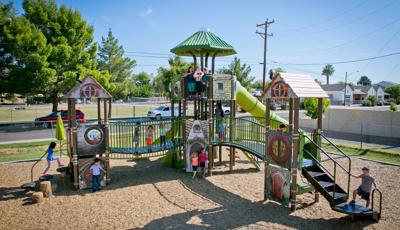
43, 141, 63, 175
199, 148, 207, 179
186, 67, 195, 97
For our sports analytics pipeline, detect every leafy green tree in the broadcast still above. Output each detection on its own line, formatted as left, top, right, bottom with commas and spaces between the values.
218, 57, 255, 90
97, 29, 136, 99
303, 98, 330, 119
2, 0, 106, 112
357, 76, 372, 86
274, 67, 285, 73
251, 80, 264, 90
0, 1, 15, 87
130, 72, 152, 97
314, 79, 322, 85
156, 56, 191, 96
322, 64, 335, 85
385, 84, 400, 103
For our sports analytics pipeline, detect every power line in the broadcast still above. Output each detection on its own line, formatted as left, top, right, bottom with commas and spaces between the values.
270, 51, 400, 66
256, 18, 274, 91
277, 0, 368, 33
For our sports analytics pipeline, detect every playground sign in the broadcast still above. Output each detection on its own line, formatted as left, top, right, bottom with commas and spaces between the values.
77, 124, 106, 156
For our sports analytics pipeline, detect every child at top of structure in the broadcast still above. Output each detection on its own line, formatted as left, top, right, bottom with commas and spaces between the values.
215, 102, 225, 141
160, 123, 167, 147
201, 67, 209, 96
146, 125, 153, 152
133, 122, 140, 151
191, 151, 199, 179
194, 67, 204, 96
43, 142, 63, 175
185, 67, 195, 96
277, 124, 287, 131
350, 167, 376, 207
90, 158, 106, 192
199, 148, 207, 179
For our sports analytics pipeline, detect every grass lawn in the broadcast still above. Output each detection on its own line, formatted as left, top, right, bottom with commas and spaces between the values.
0, 103, 161, 123
0, 141, 67, 162
322, 142, 400, 165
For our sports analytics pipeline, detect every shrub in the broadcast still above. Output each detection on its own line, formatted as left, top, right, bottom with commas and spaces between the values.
361, 100, 372, 106
366, 95, 377, 106
390, 102, 397, 112
304, 98, 330, 119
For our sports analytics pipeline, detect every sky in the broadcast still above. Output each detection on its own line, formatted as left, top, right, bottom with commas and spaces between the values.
9, 0, 400, 84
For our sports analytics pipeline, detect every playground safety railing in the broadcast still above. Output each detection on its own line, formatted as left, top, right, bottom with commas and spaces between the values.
31, 152, 48, 182
318, 132, 352, 197
109, 117, 183, 158
304, 135, 352, 203
371, 188, 382, 219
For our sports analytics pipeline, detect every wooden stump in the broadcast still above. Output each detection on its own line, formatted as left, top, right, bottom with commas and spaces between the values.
51, 182, 58, 193
39, 181, 52, 197
32, 192, 44, 203
59, 172, 66, 188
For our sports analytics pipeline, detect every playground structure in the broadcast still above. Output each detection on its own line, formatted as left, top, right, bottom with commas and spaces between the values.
37, 28, 382, 221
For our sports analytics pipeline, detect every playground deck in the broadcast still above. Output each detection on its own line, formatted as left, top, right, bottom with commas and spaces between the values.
0, 148, 398, 229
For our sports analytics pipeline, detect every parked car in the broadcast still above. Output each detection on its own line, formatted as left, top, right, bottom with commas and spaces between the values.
147, 106, 179, 119
35, 110, 86, 128
213, 102, 230, 115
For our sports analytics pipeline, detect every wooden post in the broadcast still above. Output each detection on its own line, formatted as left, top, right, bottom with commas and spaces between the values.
288, 98, 293, 132
264, 98, 270, 201
97, 98, 102, 125
104, 99, 110, 185
291, 98, 300, 211
314, 97, 323, 203
68, 98, 79, 190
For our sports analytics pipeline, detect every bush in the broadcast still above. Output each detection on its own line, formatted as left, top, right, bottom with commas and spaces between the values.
303, 98, 330, 119
390, 102, 397, 112
366, 95, 377, 106
361, 100, 372, 106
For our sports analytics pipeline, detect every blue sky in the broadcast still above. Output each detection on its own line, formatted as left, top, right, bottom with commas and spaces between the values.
10, 0, 400, 84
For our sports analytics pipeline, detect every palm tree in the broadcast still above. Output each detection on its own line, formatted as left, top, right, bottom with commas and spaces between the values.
322, 64, 334, 85
217, 57, 254, 89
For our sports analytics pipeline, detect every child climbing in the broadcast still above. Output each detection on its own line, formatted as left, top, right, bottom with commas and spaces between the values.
215, 102, 225, 141
133, 122, 140, 152
160, 123, 166, 147
191, 151, 199, 179
90, 158, 106, 192
43, 141, 63, 175
199, 148, 207, 179
146, 125, 153, 152
350, 167, 376, 207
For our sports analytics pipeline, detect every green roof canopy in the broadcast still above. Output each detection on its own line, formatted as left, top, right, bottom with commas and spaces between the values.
171, 28, 236, 57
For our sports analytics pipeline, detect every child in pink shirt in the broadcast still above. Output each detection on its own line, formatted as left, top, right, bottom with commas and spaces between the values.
199, 148, 207, 179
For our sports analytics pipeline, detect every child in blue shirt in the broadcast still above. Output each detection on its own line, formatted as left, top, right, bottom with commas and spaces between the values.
43, 142, 63, 175
90, 158, 106, 192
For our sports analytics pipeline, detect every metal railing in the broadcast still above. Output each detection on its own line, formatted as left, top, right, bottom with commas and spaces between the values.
371, 188, 382, 219
304, 135, 352, 203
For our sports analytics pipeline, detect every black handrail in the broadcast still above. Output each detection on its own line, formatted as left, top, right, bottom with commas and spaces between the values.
372, 188, 382, 219
31, 152, 49, 182
318, 131, 352, 196
304, 135, 352, 201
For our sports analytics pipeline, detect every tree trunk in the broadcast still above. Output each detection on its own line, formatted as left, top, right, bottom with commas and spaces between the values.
51, 90, 58, 112
326, 75, 329, 85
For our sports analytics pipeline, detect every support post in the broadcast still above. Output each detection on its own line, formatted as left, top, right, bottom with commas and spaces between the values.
69, 98, 79, 190
291, 98, 300, 211
208, 98, 213, 176
264, 98, 270, 201
97, 98, 102, 125
182, 99, 187, 169
314, 98, 323, 203
104, 99, 110, 185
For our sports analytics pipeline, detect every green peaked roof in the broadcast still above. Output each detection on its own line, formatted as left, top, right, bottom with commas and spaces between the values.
171, 29, 237, 57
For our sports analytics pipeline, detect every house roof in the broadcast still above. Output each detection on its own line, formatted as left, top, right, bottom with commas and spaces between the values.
375, 81, 396, 89
353, 89, 367, 95
320, 84, 348, 91
170, 28, 236, 57
353, 85, 373, 93
264, 73, 328, 99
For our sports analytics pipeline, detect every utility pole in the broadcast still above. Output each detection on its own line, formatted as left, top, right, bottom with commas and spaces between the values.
256, 18, 274, 92
344, 71, 347, 106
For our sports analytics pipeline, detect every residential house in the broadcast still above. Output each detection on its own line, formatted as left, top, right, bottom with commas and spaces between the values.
373, 85, 386, 101
321, 84, 353, 105
352, 85, 388, 103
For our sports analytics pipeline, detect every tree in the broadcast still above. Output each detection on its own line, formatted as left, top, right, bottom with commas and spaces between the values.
303, 98, 330, 119
218, 57, 255, 90
385, 84, 400, 103
322, 64, 334, 85
314, 79, 322, 85
0, 1, 15, 89
97, 29, 136, 99
155, 56, 191, 96
2, 0, 106, 112
130, 72, 152, 97
252, 80, 264, 90
274, 67, 285, 73
357, 76, 371, 86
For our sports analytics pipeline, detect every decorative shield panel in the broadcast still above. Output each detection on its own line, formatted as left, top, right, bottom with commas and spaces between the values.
267, 131, 292, 169
267, 164, 290, 206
